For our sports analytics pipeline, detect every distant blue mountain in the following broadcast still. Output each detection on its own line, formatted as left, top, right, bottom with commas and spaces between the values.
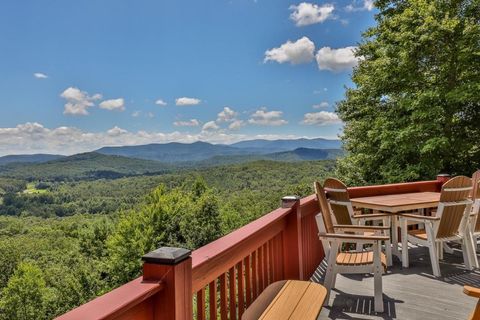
97, 141, 246, 162
230, 138, 341, 153
0, 154, 65, 166
95, 139, 342, 163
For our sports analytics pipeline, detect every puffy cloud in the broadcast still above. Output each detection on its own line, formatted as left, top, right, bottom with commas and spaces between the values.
155, 99, 167, 106
107, 126, 128, 136
131, 111, 141, 117
175, 97, 201, 106
174, 119, 200, 127
313, 102, 330, 109
248, 108, 288, 126
61, 87, 102, 116
302, 111, 341, 126
202, 121, 220, 131
345, 0, 374, 12
315, 46, 359, 72
229, 120, 245, 130
289, 3, 335, 26
217, 107, 238, 122
0, 122, 329, 155
33, 72, 48, 79
264, 37, 315, 65
99, 98, 125, 111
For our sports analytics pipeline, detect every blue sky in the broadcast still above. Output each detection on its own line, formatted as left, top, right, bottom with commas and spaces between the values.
0, 0, 375, 155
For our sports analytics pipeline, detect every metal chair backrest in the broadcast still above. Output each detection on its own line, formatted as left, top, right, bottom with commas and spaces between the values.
436, 176, 473, 239
323, 178, 354, 225
314, 181, 335, 234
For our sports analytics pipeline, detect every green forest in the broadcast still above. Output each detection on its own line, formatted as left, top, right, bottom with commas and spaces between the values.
0, 159, 334, 319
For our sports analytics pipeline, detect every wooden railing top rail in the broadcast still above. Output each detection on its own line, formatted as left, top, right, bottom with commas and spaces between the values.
191, 206, 292, 292
56, 277, 164, 320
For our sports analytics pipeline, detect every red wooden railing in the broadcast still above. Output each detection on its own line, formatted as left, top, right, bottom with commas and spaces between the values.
57, 177, 446, 320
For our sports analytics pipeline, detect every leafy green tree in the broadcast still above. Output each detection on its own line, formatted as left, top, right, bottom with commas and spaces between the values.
0, 262, 53, 320
337, 0, 480, 185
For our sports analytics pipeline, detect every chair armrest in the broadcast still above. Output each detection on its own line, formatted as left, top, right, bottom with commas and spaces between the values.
464, 285, 480, 298
319, 233, 389, 241
333, 225, 390, 232
398, 213, 440, 223
353, 213, 392, 219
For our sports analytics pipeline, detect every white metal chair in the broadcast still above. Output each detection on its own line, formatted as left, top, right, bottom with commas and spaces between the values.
323, 178, 393, 266
314, 181, 388, 313
399, 176, 477, 277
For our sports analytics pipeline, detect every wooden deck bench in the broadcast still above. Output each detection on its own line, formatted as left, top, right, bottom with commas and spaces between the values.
241, 280, 327, 320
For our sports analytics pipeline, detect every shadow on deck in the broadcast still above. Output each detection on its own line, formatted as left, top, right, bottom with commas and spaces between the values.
312, 246, 480, 320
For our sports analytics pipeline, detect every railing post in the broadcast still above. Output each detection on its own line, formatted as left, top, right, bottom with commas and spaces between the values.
437, 174, 451, 187
142, 247, 193, 320
281, 196, 304, 280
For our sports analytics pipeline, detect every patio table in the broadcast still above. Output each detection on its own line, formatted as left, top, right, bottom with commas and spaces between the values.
350, 191, 441, 260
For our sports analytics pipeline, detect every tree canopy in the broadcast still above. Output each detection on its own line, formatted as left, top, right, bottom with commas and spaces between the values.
337, 0, 480, 185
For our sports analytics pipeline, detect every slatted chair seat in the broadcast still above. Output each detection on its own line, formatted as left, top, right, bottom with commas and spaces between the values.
408, 229, 428, 241
336, 251, 387, 268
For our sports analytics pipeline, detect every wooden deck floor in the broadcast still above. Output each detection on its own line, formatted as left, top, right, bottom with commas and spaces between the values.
311, 245, 480, 319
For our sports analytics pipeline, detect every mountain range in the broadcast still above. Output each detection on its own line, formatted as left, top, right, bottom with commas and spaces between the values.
0, 138, 342, 166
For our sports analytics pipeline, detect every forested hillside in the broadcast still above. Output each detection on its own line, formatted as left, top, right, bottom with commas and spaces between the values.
0, 159, 334, 319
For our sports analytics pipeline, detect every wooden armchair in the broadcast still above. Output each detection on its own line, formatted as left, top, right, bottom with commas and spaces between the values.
314, 181, 388, 313
399, 176, 477, 277
323, 178, 393, 266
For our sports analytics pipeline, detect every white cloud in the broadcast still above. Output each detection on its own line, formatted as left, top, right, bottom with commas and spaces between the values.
229, 120, 245, 130
33, 72, 48, 79
313, 101, 330, 109
0, 122, 337, 156
248, 108, 288, 126
61, 87, 102, 116
155, 99, 167, 106
302, 111, 341, 126
175, 97, 201, 106
99, 98, 125, 111
315, 46, 359, 72
289, 3, 335, 26
345, 0, 374, 12
264, 37, 315, 65
131, 111, 141, 117
107, 126, 128, 136
202, 121, 220, 131
174, 119, 200, 127
217, 107, 238, 122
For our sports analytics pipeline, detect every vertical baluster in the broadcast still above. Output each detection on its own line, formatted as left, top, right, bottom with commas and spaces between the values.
237, 261, 245, 318
262, 243, 269, 286
258, 246, 264, 292
209, 280, 217, 320
220, 274, 228, 320
268, 240, 274, 284
229, 267, 237, 320
197, 288, 206, 320
252, 251, 258, 299
245, 255, 252, 306
278, 233, 285, 280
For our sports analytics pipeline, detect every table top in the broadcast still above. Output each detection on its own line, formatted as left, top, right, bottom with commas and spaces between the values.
254, 280, 326, 320
350, 191, 441, 213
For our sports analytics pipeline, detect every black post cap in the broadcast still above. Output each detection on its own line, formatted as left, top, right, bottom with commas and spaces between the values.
281, 195, 300, 208
142, 247, 191, 265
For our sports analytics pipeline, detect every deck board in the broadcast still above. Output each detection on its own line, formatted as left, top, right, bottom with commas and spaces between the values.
312, 245, 479, 319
